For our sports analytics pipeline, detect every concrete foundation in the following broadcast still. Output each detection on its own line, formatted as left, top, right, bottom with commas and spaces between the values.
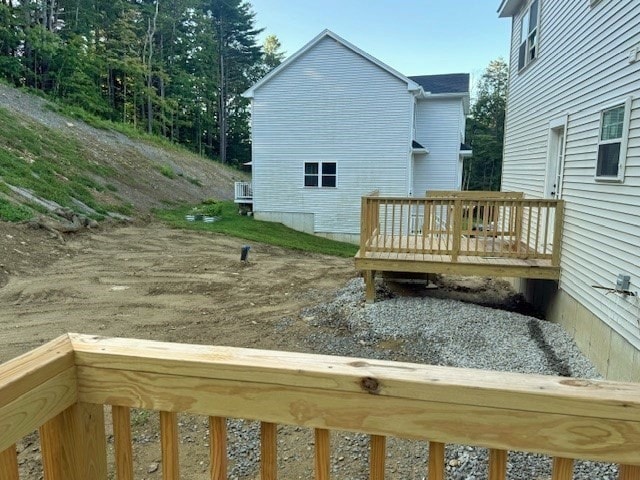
253, 211, 360, 245
508, 278, 640, 382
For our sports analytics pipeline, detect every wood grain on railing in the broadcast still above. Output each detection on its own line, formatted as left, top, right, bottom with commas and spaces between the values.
370, 434, 385, 480
551, 457, 573, 479
428, 441, 445, 480
0, 445, 19, 480
619, 465, 640, 479
0, 335, 76, 454
39, 402, 107, 480
70, 335, 640, 465
210, 416, 227, 480
314, 428, 330, 480
160, 411, 179, 480
488, 449, 507, 480
112, 405, 134, 480
261, 422, 277, 480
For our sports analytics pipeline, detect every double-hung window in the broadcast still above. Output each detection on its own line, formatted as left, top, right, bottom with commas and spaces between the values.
596, 97, 631, 182
518, 0, 539, 71
304, 162, 336, 188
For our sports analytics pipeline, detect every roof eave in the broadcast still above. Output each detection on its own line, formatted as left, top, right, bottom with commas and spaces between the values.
243, 29, 422, 98
498, 0, 524, 17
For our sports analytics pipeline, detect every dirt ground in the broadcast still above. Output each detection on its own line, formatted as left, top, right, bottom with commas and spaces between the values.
1, 221, 528, 479
0, 221, 358, 479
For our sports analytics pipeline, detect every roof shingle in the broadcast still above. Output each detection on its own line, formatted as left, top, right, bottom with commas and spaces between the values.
408, 73, 470, 94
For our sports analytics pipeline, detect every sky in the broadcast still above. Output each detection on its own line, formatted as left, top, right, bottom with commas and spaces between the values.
249, 0, 512, 88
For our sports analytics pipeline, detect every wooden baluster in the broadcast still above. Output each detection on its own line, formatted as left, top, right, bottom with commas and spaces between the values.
314, 428, 330, 480
551, 457, 573, 479
40, 402, 108, 480
112, 406, 134, 480
160, 411, 179, 480
369, 435, 385, 480
619, 465, 640, 480
0, 444, 19, 480
390, 200, 396, 252
488, 449, 507, 480
451, 199, 462, 262
525, 203, 533, 256
209, 416, 227, 480
360, 196, 368, 253
383, 202, 389, 250
261, 422, 277, 480
428, 442, 444, 480
399, 201, 405, 251
534, 201, 541, 256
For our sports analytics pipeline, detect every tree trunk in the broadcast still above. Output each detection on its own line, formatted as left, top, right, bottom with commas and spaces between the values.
146, 0, 159, 135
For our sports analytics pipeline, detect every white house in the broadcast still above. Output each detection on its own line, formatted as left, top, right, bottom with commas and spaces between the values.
241, 30, 470, 243
498, 0, 640, 381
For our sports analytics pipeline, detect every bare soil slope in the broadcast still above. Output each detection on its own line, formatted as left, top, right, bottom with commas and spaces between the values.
0, 224, 355, 362
0, 83, 245, 211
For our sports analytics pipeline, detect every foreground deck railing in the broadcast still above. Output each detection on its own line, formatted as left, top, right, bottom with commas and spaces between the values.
2, 334, 640, 479
360, 193, 563, 263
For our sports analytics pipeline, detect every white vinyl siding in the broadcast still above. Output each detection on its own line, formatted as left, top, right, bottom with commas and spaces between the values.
250, 36, 412, 236
412, 98, 463, 196
502, 0, 640, 347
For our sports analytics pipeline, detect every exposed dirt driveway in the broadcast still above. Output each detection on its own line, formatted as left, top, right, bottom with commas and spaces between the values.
0, 223, 355, 363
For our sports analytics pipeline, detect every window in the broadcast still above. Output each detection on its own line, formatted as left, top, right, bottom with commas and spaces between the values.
304, 162, 336, 188
518, 0, 539, 71
596, 97, 631, 182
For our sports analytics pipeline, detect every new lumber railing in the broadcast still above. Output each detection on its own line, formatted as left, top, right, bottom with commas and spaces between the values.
360, 194, 564, 264
2, 334, 640, 479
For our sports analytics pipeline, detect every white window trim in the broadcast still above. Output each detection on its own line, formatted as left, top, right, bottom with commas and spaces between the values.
518, 0, 540, 72
303, 161, 337, 188
594, 96, 632, 183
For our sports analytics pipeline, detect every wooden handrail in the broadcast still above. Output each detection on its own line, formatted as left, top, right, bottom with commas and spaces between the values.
2, 334, 640, 479
359, 195, 564, 262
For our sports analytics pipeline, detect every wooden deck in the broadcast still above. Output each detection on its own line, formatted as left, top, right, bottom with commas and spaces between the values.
2, 334, 640, 479
355, 192, 564, 302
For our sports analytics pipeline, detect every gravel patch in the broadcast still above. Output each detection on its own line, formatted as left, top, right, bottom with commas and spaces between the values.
292, 278, 614, 480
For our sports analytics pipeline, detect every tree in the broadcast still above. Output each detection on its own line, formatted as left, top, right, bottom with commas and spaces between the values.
206, 0, 262, 163
463, 59, 508, 191
262, 34, 284, 73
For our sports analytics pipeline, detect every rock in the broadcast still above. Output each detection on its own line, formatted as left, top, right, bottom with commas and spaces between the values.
147, 462, 159, 473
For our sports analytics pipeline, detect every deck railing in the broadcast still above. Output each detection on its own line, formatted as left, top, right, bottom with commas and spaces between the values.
234, 181, 253, 203
360, 194, 564, 265
2, 334, 640, 479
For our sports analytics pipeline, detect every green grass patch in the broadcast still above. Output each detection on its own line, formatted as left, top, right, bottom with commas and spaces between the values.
158, 164, 176, 179
0, 198, 33, 222
156, 201, 358, 258
0, 106, 130, 218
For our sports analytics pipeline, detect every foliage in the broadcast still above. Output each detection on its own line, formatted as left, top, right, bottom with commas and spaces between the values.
463, 59, 508, 191
158, 164, 176, 179
0, 198, 33, 222
0, 106, 128, 217
156, 202, 359, 257
0, 0, 283, 166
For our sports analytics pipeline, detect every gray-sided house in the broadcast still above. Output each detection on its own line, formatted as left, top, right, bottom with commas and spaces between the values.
498, 0, 640, 380
240, 29, 470, 243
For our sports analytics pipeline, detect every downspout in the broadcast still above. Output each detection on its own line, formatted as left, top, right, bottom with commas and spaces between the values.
407, 96, 416, 196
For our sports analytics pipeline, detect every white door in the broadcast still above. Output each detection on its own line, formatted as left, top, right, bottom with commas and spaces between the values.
542, 126, 565, 253
545, 127, 565, 199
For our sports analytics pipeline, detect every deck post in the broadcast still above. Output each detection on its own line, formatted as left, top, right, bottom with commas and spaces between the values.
552, 200, 564, 267
364, 270, 376, 303
451, 199, 462, 261
39, 402, 108, 480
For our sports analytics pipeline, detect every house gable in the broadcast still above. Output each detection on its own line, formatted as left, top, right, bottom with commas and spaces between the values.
243, 29, 422, 99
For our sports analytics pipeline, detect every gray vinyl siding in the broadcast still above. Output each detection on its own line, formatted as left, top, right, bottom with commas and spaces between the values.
250, 36, 412, 236
412, 98, 463, 195
502, 0, 640, 347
